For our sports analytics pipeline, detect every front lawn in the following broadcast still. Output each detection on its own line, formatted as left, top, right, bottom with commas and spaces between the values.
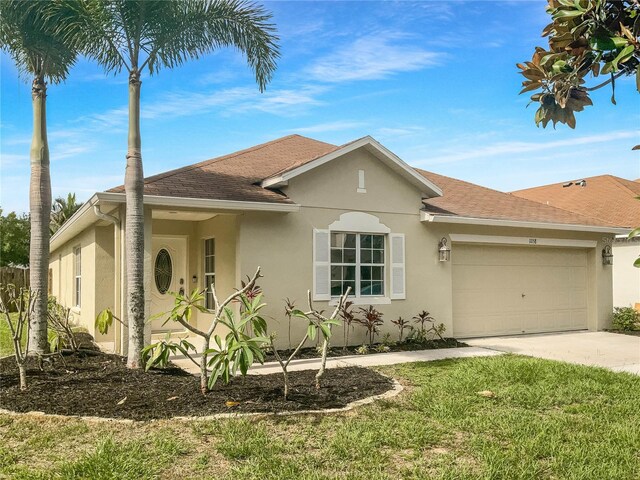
0, 313, 23, 358
2, 355, 639, 479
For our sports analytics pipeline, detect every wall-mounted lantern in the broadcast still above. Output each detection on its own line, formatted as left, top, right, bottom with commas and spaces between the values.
439, 237, 451, 262
602, 244, 613, 266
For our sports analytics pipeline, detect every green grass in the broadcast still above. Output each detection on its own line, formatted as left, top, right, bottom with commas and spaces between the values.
0, 313, 24, 357
1, 355, 639, 479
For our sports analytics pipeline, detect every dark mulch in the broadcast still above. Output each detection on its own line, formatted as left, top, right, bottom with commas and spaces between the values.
264, 337, 467, 361
0, 352, 393, 421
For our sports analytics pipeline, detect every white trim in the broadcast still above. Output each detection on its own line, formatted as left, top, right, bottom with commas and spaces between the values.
261, 136, 443, 198
449, 234, 597, 249
329, 296, 390, 306
329, 212, 391, 234
98, 192, 300, 212
421, 211, 628, 234
357, 169, 366, 193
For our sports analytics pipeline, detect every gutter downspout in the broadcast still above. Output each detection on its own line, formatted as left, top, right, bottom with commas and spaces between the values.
94, 206, 122, 354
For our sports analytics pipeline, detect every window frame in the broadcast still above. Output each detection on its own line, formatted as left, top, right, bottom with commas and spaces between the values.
73, 245, 81, 308
203, 237, 216, 309
329, 231, 387, 303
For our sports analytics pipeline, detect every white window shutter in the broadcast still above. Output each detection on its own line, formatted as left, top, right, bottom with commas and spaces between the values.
313, 229, 331, 301
390, 234, 406, 300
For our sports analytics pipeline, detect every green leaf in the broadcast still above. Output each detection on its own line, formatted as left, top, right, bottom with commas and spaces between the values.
612, 45, 634, 71
307, 324, 317, 341
629, 227, 640, 239
95, 308, 113, 335
634, 257, 640, 268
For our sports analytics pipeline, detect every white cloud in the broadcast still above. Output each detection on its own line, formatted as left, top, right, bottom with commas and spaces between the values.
307, 33, 442, 83
417, 130, 640, 166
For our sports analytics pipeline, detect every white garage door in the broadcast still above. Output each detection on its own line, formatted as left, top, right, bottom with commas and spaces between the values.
452, 244, 588, 338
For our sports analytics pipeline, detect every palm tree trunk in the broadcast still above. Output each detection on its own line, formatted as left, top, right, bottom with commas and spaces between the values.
125, 70, 145, 369
28, 75, 51, 355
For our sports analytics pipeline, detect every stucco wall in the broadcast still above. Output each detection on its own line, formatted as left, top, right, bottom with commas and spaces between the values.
235, 148, 614, 348
50, 227, 98, 337
613, 240, 640, 307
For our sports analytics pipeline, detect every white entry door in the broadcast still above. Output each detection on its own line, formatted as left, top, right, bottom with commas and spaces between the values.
151, 236, 187, 333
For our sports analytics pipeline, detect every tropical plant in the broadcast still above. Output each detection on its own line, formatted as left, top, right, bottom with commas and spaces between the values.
71, 0, 280, 369
0, 209, 30, 267
412, 310, 446, 342
374, 344, 390, 354
356, 306, 384, 346
0, 285, 38, 390
269, 288, 349, 399
518, 0, 639, 132
355, 344, 369, 355
391, 316, 412, 343
611, 306, 640, 331
141, 333, 197, 370
1, 0, 80, 354
50, 193, 83, 234
339, 300, 356, 351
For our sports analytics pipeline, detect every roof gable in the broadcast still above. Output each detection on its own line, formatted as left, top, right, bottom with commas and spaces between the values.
260, 136, 442, 198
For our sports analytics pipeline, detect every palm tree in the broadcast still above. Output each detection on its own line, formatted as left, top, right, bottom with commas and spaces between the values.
72, 0, 279, 368
51, 193, 83, 234
0, 1, 79, 354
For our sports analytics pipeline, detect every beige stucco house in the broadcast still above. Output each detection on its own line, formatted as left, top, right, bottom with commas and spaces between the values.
513, 175, 639, 308
49, 135, 627, 353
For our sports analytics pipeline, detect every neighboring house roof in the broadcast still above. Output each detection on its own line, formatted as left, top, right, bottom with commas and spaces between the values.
512, 175, 640, 228
418, 170, 620, 228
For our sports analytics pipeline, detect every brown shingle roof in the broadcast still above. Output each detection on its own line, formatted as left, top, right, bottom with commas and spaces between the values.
107, 134, 339, 204
512, 175, 640, 228
418, 169, 618, 227
107, 134, 617, 228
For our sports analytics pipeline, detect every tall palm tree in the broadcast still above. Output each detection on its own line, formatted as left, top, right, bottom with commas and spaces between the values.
51, 192, 83, 234
72, 0, 279, 368
1, 1, 79, 354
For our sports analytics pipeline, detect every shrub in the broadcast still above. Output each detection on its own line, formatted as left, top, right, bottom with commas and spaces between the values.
374, 344, 390, 353
612, 307, 640, 331
412, 310, 445, 342
355, 344, 369, 355
356, 306, 384, 346
391, 316, 412, 343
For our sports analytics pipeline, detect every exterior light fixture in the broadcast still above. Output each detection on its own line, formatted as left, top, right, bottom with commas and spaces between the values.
439, 237, 451, 262
602, 244, 613, 266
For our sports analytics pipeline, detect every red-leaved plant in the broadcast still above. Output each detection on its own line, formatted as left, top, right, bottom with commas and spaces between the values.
356, 306, 384, 346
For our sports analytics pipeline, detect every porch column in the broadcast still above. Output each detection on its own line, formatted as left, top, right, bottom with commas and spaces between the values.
144, 205, 153, 345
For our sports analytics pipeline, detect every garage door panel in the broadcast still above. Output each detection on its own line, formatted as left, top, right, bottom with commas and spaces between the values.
453, 245, 589, 338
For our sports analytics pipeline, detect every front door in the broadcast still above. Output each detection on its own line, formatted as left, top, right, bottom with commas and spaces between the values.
151, 236, 187, 333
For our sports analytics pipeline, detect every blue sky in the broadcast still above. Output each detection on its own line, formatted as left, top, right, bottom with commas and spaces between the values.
1, 0, 639, 214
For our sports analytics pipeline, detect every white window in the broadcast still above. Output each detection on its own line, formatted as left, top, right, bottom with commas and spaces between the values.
73, 246, 81, 308
203, 238, 215, 309
330, 233, 385, 297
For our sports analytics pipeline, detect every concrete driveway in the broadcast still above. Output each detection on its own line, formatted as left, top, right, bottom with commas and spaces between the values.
467, 331, 640, 375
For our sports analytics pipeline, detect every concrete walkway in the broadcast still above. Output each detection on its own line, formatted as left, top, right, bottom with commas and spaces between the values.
172, 346, 502, 375
466, 331, 640, 375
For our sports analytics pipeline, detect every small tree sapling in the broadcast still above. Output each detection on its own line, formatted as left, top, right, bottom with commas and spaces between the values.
0, 285, 37, 390
284, 297, 296, 351
47, 297, 80, 352
270, 288, 350, 399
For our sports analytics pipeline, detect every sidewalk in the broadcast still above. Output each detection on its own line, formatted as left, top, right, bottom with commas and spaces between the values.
172, 346, 502, 375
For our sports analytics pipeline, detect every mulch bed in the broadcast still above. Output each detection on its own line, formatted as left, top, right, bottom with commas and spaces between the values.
0, 352, 394, 421
264, 337, 467, 361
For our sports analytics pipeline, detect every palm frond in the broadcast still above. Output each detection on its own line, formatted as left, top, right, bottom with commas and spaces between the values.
0, 0, 79, 83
